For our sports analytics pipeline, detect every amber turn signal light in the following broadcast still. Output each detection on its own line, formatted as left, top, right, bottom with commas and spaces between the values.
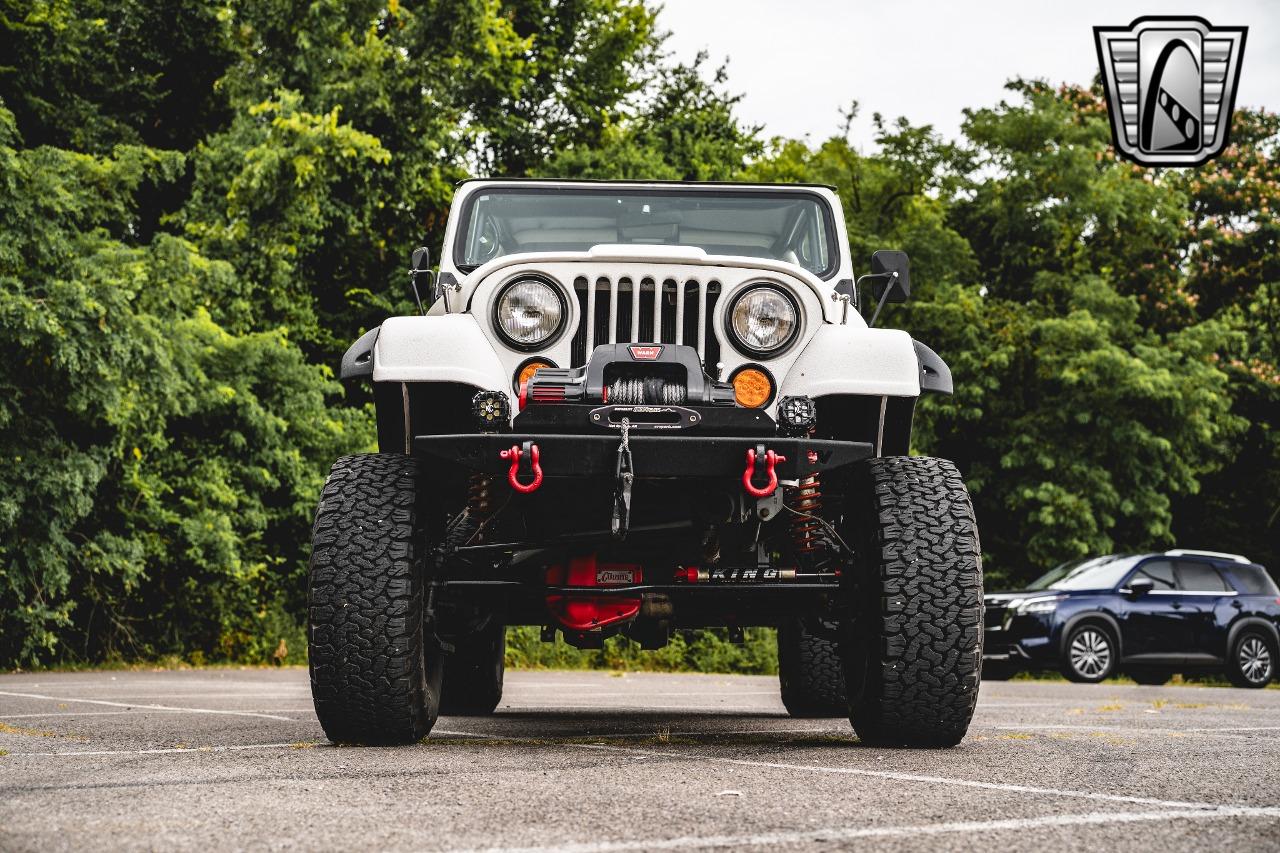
514, 360, 553, 392
731, 367, 773, 408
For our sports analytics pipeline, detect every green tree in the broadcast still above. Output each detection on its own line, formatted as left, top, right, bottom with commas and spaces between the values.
0, 106, 369, 664
0, 0, 237, 154
543, 54, 762, 181
746, 83, 1263, 583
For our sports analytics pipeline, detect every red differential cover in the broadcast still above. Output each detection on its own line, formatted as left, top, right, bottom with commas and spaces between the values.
545, 554, 643, 631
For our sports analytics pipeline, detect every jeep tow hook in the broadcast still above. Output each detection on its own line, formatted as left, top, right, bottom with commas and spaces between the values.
500, 442, 543, 494
743, 445, 786, 498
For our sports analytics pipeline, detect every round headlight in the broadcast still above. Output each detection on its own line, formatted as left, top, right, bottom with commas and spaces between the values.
728, 286, 799, 356
494, 278, 565, 348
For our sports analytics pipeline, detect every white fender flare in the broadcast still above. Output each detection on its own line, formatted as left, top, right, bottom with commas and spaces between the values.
373, 314, 508, 392
779, 325, 921, 399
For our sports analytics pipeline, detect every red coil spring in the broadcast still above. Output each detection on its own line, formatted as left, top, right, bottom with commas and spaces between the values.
788, 473, 824, 553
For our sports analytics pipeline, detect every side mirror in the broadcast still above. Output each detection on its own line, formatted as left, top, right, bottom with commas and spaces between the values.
871, 250, 910, 303
1125, 578, 1154, 597
408, 246, 432, 315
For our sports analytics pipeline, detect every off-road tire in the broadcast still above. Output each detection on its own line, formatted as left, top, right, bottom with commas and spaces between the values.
843, 456, 982, 747
778, 618, 848, 717
308, 453, 442, 745
1226, 630, 1276, 689
1126, 666, 1174, 686
441, 618, 506, 715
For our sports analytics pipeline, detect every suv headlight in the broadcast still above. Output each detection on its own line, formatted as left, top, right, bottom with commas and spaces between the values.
1015, 596, 1064, 614
494, 277, 566, 349
727, 285, 799, 356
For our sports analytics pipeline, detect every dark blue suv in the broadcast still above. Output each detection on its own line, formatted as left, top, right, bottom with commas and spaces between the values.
983, 550, 1280, 687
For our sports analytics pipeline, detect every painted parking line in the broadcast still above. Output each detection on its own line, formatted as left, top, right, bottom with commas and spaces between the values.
0, 692, 310, 699
0, 709, 314, 720
983, 723, 1280, 738
447, 807, 1280, 853
0, 690, 296, 722
571, 743, 1238, 810
1, 741, 323, 757
435, 730, 1238, 811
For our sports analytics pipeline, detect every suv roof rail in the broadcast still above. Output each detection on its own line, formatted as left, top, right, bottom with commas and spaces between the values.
1165, 548, 1251, 564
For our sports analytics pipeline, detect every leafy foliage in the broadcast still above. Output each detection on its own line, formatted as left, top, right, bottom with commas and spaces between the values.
0, 111, 368, 664
1, 5, 1276, 668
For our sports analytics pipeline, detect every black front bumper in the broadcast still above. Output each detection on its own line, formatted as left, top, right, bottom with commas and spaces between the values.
415, 433, 874, 479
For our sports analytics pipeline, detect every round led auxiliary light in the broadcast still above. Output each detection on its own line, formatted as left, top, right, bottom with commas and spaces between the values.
727, 285, 799, 357
470, 390, 511, 432
494, 277, 566, 349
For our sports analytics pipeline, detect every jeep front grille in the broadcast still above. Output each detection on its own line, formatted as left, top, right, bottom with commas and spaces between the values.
569, 276, 723, 368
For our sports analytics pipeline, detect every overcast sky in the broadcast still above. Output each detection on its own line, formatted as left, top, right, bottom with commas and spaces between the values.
659, 0, 1279, 149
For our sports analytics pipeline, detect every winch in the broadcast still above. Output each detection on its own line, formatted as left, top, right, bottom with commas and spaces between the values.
521, 343, 736, 408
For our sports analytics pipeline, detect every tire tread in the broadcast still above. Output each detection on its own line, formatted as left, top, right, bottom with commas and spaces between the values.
308, 453, 439, 744
778, 620, 848, 717
848, 456, 983, 747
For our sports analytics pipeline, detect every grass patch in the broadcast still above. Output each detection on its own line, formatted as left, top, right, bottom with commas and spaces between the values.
505, 626, 778, 675
0, 721, 88, 743
0, 721, 57, 738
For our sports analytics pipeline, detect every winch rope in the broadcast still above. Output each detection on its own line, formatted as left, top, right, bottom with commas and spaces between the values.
607, 376, 687, 405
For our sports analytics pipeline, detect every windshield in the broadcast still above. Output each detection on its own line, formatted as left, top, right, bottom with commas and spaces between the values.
1028, 555, 1142, 591
455, 187, 836, 277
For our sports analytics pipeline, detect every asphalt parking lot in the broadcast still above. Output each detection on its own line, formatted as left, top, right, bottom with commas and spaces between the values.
1, 669, 1277, 852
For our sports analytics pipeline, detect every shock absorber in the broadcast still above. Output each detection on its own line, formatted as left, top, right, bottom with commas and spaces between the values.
777, 395, 824, 554
467, 472, 493, 515
788, 473, 824, 553
446, 472, 495, 549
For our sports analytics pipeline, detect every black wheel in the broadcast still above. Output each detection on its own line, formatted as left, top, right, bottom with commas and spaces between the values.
1061, 624, 1116, 683
440, 618, 506, 715
778, 618, 848, 717
981, 661, 1017, 681
1226, 631, 1276, 688
307, 454, 442, 745
1126, 666, 1174, 686
842, 456, 983, 747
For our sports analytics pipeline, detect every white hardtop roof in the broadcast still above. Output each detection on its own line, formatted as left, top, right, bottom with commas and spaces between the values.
456, 178, 840, 192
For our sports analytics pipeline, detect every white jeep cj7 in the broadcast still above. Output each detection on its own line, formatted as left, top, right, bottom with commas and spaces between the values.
310, 180, 982, 746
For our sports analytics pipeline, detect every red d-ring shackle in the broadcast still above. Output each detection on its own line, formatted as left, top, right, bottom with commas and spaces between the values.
500, 443, 543, 494
743, 447, 786, 498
